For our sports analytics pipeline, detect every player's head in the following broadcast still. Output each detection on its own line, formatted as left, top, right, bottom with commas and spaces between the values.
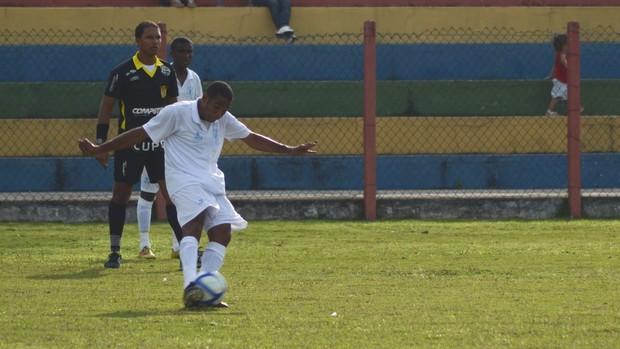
170, 37, 194, 70
553, 34, 567, 52
135, 21, 161, 57
200, 81, 234, 122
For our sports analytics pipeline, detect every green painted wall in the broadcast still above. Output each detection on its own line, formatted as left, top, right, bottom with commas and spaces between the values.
1, 80, 618, 118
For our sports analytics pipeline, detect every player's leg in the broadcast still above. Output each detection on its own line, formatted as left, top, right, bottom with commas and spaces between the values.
157, 180, 185, 252
146, 150, 185, 251
199, 194, 248, 274
201, 224, 231, 273
179, 210, 208, 308
104, 148, 145, 268
137, 168, 159, 259
157, 179, 202, 269
547, 79, 565, 116
169, 185, 219, 307
105, 180, 134, 268
547, 98, 560, 115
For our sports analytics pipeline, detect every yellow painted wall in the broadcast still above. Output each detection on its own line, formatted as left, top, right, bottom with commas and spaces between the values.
3, 116, 620, 157
1, 7, 619, 44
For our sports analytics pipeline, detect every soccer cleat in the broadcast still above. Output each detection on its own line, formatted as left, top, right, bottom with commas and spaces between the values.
211, 301, 229, 308
171, 249, 180, 259
171, 0, 184, 7
187, 0, 196, 7
138, 246, 156, 259
183, 282, 205, 308
546, 111, 559, 116
104, 252, 122, 268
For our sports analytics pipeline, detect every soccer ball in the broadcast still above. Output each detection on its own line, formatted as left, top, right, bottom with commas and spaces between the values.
194, 271, 227, 305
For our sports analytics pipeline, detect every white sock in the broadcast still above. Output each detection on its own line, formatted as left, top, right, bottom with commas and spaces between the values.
180, 236, 199, 288
171, 232, 180, 252
200, 241, 227, 273
139, 232, 151, 249
137, 198, 153, 249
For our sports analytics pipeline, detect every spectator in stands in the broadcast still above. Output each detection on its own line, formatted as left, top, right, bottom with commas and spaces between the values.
544, 34, 568, 116
252, 0, 295, 44
544, 34, 583, 116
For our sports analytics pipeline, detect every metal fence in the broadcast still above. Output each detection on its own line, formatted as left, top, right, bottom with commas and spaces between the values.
1, 24, 619, 214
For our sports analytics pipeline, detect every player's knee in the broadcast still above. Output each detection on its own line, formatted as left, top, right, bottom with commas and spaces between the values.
140, 191, 156, 201
207, 224, 232, 246
111, 183, 133, 204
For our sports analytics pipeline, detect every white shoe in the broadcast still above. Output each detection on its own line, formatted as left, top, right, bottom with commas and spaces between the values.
276, 25, 294, 36
187, 0, 196, 7
546, 111, 558, 116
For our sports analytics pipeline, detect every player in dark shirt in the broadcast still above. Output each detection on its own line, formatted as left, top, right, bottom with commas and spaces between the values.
94, 21, 184, 268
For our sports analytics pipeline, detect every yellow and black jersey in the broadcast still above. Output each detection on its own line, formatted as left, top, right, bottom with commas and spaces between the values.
104, 53, 179, 133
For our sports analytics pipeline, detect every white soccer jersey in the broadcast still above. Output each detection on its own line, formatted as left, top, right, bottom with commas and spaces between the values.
177, 68, 203, 101
143, 99, 251, 197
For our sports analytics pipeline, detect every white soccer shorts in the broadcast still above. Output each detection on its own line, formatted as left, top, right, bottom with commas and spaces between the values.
171, 184, 248, 232
551, 79, 568, 100
140, 168, 160, 194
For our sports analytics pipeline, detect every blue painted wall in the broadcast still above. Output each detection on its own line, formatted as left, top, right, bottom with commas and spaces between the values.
2, 154, 620, 192
3, 43, 620, 82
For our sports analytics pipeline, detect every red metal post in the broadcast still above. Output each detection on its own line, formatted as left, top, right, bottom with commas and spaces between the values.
363, 21, 377, 221
567, 21, 582, 218
156, 22, 168, 220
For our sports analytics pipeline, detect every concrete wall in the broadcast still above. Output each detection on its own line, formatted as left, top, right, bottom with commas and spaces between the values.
2, 7, 620, 36
2, 0, 620, 6
2, 196, 620, 222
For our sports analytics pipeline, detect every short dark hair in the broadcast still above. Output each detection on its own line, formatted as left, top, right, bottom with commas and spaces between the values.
135, 21, 160, 38
170, 37, 193, 51
206, 81, 234, 101
553, 34, 567, 51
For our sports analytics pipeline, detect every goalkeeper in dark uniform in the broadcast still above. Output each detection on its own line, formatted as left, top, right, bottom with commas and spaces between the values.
94, 21, 184, 268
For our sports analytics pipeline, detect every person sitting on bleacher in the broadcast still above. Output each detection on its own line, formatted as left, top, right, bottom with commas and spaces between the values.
252, 0, 295, 44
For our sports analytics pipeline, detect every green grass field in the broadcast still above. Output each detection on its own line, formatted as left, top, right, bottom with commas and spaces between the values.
0, 220, 618, 348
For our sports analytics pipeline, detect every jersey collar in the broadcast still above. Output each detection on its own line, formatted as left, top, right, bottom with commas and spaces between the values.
132, 53, 163, 78
191, 99, 204, 126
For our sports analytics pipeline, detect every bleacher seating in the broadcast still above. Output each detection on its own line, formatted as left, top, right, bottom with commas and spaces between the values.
0, 0, 616, 6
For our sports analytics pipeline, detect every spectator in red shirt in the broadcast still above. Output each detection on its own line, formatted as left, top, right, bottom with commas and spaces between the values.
544, 34, 568, 116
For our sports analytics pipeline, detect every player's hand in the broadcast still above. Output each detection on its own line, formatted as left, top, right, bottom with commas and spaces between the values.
95, 152, 109, 170
78, 138, 108, 169
289, 140, 318, 155
544, 75, 552, 81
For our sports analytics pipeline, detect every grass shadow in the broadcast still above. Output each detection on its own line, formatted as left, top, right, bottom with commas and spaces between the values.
28, 268, 105, 280
99, 309, 246, 318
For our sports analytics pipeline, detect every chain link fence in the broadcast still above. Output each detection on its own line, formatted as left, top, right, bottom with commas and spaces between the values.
1, 25, 619, 206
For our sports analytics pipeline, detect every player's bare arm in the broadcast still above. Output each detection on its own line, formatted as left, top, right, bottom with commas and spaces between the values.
166, 97, 178, 105
241, 132, 317, 155
560, 53, 568, 67
545, 63, 555, 80
79, 127, 149, 156
94, 95, 117, 169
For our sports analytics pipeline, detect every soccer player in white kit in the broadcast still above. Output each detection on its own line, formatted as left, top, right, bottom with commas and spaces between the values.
136, 37, 204, 260
79, 81, 317, 308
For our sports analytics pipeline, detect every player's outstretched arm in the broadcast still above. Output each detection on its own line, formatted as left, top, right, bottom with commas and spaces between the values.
242, 132, 317, 155
79, 127, 150, 156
